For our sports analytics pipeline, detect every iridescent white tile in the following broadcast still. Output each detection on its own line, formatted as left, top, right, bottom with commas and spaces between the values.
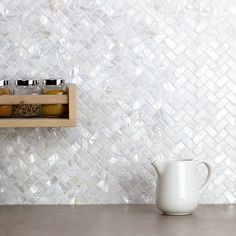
0, 0, 235, 204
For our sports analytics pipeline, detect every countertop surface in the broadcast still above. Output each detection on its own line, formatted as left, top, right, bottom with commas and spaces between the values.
0, 205, 235, 236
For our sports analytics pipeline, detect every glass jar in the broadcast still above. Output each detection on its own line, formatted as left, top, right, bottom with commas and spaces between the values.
41, 79, 68, 117
14, 80, 42, 117
0, 80, 13, 117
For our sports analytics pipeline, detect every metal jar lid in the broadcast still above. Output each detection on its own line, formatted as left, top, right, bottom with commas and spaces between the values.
43, 79, 65, 86
0, 80, 10, 86
15, 80, 39, 86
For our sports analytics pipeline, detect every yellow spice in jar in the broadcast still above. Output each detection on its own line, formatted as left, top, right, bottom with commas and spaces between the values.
41, 90, 68, 117
0, 88, 13, 117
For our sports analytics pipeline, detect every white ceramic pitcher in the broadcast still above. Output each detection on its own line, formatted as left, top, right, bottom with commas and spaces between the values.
151, 159, 212, 215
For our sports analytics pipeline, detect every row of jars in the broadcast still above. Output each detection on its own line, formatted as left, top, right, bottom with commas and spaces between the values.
0, 79, 68, 118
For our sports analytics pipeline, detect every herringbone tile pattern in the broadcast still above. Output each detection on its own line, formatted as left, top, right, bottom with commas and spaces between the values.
0, 0, 235, 204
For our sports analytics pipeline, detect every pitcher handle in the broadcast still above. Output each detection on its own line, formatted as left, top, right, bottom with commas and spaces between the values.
196, 161, 212, 194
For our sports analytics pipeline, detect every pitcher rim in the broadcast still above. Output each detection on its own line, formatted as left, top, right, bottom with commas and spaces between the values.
157, 158, 194, 162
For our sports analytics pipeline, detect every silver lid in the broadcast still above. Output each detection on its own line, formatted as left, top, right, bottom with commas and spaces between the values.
0, 80, 9, 86
15, 80, 39, 86
43, 79, 65, 86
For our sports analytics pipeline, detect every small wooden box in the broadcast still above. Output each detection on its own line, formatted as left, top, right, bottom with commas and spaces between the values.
0, 84, 77, 128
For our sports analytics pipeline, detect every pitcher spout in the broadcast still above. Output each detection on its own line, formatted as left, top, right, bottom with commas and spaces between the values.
151, 160, 165, 176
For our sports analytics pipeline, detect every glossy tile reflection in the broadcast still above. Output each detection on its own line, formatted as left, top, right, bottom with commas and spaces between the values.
0, 0, 236, 204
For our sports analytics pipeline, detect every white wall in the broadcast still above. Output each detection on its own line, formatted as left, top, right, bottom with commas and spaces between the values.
0, 0, 235, 204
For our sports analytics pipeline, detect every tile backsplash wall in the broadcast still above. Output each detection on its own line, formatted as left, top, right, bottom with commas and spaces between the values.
0, 0, 236, 204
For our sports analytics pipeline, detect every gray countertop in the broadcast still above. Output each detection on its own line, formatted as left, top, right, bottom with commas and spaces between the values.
0, 205, 235, 236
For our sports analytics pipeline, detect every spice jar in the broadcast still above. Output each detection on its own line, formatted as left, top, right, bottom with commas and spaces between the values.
0, 80, 13, 117
41, 79, 68, 117
14, 80, 42, 117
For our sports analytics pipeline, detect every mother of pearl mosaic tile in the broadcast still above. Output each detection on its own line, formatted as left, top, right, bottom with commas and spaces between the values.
0, 0, 235, 204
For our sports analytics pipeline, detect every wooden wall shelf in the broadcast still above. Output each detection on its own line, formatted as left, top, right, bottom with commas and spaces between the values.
0, 84, 77, 128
